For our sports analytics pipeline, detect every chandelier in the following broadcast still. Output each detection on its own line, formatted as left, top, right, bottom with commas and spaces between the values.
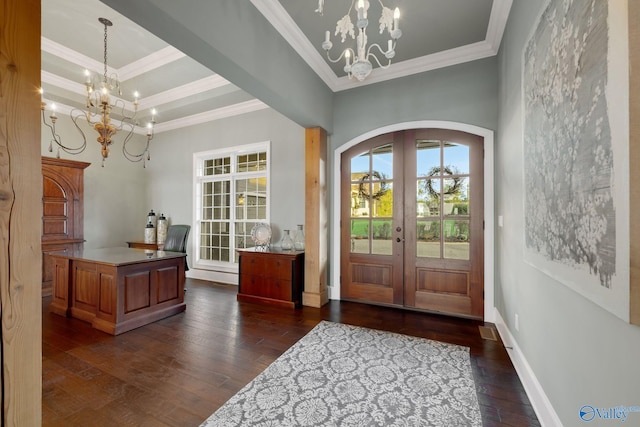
41, 18, 156, 167
316, 0, 402, 81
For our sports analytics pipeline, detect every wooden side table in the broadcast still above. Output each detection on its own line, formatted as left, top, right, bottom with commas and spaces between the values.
237, 249, 304, 308
126, 241, 163, 250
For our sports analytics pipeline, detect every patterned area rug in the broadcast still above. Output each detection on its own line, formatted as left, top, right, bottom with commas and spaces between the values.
201, 321, 482, 426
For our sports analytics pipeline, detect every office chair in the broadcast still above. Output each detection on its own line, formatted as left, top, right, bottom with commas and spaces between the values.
162, 224, 191, 271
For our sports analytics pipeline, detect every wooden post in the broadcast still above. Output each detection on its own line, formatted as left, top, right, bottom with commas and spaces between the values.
302, 127, 329, 307
630, 1, 640, 325
0, 0, 43, 424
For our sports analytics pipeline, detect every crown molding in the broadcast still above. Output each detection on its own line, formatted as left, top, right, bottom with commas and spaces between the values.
486, 0, 513, 53
331, 41, 497, 91
117, 46, 186, 81
42, 37, 117, 76
251, 0, 513, 92
42, 37, 185, 83
154, 99, 269, 133
137, 75, 231, 110
250, 0, 340, 91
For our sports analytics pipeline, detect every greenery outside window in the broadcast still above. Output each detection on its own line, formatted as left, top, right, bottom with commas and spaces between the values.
193, 142, 269, 271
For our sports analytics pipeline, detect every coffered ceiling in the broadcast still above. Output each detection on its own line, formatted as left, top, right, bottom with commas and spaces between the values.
41, 0, 511, 135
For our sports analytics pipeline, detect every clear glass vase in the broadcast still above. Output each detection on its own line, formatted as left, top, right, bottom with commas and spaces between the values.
281, 229, 294, 250
294, 224, 305, 250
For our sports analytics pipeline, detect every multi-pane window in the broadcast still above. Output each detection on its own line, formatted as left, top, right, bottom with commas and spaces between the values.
194, 143, 269, 269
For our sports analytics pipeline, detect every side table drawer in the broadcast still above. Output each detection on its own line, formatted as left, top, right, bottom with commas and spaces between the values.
239, 275, 292, 301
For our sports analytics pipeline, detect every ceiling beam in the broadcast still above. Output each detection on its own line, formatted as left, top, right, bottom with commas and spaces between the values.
99, 0, 334, 132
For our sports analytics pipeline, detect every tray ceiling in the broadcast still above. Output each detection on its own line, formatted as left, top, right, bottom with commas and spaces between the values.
41, 0, 511, 135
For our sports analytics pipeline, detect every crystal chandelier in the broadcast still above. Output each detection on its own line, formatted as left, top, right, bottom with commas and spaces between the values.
41, 18, 156, 167
316, 0, 402, 81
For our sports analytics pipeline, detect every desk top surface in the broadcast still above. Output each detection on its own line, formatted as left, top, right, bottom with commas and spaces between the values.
48, 247, 186, 266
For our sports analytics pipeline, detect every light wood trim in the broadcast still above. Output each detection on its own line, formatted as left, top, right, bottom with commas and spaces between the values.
0, 0, 43, 424
630, 1, 640, 325
302, 127, 329, 307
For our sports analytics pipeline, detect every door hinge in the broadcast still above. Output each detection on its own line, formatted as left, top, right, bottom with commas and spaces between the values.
483, 220, 485, 230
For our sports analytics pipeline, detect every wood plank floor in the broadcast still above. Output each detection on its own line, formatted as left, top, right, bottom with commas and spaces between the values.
42, 278, 540, 426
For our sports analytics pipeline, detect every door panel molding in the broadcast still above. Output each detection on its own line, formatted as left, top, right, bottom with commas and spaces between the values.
332, 121, 495, 322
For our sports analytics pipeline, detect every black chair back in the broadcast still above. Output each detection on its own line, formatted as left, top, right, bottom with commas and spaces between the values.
163, 225, 191, 270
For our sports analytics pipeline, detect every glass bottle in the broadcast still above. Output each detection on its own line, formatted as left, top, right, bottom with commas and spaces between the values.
281, 229, 294, 250
294, 224, 305, 250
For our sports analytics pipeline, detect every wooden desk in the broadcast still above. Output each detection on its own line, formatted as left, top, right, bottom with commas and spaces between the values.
49, 247, 186, 335
127, 241, 163, 250
237, 249, 304, 308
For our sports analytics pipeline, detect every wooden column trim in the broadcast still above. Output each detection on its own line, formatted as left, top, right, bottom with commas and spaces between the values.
630, 1, 640, 325
302, 127, 329, 307
0, 0, 43, 424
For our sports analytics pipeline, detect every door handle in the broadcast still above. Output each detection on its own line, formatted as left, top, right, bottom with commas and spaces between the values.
396, 237, 405, 243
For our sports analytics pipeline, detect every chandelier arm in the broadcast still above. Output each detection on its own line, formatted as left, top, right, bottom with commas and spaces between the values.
367, 44, 393, 69
110, 99, 138, 122
42, 109, 63, 147
325, 48, 353, 64
41, 109, 89, 156
121, 124, 150, 163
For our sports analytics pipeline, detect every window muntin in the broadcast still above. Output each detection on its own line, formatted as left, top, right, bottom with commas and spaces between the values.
194, 143, 269, 270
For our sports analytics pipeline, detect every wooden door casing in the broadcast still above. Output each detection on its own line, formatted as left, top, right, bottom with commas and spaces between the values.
340, 129, 485, 319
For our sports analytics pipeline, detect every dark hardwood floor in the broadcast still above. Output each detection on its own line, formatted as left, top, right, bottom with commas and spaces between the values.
42, 278, 540, 426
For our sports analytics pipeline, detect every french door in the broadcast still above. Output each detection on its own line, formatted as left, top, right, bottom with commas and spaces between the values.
340, 129, 484, 319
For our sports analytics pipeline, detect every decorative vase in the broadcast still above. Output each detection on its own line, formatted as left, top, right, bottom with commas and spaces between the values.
144, 221, 156, 244
157, 213, 168, 244
294, 224, 305, 250
147, 209, 157, 228
281, 229, 294, 250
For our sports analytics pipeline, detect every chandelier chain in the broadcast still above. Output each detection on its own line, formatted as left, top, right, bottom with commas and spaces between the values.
103, 23, 109, 82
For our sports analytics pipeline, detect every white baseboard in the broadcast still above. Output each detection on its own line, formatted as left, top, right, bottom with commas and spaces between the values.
186, 268, 238, 285
493, 308, 563, 427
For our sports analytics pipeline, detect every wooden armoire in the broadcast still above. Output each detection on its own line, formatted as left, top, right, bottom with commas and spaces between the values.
41, 157, 90, 296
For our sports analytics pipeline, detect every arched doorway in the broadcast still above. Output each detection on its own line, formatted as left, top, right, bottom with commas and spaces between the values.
339, 128, 485, 319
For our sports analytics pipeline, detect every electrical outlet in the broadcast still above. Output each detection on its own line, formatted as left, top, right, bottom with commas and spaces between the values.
515, 313, 520, 331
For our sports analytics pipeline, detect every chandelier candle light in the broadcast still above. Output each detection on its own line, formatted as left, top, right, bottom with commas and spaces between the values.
41, 17, 157, 167
317, 0, 401, 81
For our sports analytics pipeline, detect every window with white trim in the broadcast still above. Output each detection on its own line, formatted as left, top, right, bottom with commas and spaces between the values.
193, 142, 269, 269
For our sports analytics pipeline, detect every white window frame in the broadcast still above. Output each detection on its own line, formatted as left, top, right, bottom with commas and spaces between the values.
192, 141, 270, 273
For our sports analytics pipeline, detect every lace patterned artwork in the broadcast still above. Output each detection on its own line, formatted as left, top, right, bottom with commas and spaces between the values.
523, 0, 630, 320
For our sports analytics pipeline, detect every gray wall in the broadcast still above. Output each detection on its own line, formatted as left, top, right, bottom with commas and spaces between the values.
496, 1, 640, 425
331, 57, 499, 150
144, 108, 305, 272
41, 115, 148, 248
